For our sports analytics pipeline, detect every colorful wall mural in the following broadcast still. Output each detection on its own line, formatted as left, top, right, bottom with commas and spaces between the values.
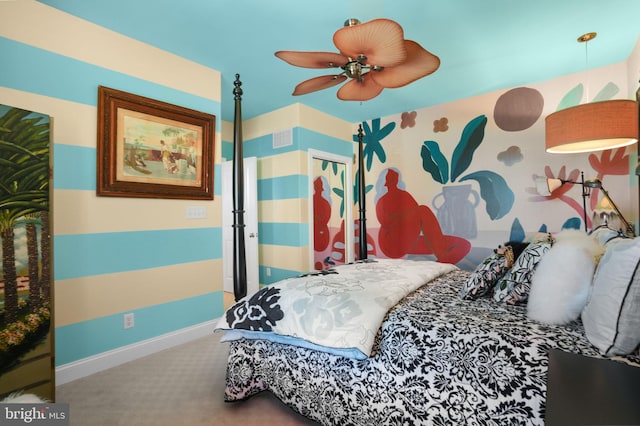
346, 69, 636, 270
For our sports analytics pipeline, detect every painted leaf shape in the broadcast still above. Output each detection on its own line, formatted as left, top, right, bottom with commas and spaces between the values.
420, 140, 448, 184
561, 217, 582, 231
508, 218, 525, 242
450, 115, 487, 182
459, 170, 514, 220
556, 84, 584, 110
592, 82, 620, 102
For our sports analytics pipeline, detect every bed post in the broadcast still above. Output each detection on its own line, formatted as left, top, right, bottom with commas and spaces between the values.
232, 74, 247, 301
357, 124, 367, 260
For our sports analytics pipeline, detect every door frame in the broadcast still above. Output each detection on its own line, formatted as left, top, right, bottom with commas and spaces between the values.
308, 149, 354, 270
222, 157, 259, 298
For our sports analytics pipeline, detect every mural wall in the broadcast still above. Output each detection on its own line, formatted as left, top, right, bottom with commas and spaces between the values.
340, 61, 637, 270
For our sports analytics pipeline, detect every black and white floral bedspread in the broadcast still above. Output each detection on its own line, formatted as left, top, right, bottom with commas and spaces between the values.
223, 269, 640, 425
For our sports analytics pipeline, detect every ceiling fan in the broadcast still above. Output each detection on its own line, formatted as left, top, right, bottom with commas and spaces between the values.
275, 18, 440, 101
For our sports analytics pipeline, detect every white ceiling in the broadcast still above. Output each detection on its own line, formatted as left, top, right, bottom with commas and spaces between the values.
38, 0, 640, 123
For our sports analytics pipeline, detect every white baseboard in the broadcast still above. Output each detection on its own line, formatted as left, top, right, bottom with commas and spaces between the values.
55, 319, 219, 386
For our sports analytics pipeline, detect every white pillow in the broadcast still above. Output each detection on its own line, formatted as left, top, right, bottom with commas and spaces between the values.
581, 237, 640, 356
527, 230, 603, 325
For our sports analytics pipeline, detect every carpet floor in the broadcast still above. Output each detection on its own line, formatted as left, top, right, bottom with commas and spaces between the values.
56, 334, 320, 425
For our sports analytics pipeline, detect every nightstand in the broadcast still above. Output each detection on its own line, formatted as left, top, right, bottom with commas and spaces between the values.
545, 349, 640, 426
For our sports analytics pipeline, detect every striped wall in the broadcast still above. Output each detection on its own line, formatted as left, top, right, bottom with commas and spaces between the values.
1, 1, 223, 371
221, 104, 355, 284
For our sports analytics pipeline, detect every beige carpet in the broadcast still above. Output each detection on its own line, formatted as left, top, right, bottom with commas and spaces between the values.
56, 333, 320, 425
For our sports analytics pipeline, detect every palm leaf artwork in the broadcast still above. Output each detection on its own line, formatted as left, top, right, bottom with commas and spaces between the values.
420, 141, 449, 184
420, 114, 514, 221
459, 171, 514, 220
354, 118, 395, 171
556, 84, 584, 111
450, 115, 487, 182
556, 81, 620, 110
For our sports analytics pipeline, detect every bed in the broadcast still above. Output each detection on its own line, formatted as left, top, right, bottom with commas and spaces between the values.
218, 256, 640, 425
220, 76, 640, 425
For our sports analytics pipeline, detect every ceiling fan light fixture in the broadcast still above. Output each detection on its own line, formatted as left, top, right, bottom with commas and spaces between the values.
274, 50, 349, 69
337, 75, 384, 101
292, 74, 347, 96
344, 18, 361, 27
275, 17, 440, 100
370, 40, 440, 88
334, 18, 407, 67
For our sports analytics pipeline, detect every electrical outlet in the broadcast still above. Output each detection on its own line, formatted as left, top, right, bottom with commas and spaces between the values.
266, 267, 271, 277
124, 313, 135, 329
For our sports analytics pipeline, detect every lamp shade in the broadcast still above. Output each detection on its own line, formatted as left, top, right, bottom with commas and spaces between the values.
534, 177, 563, 195
545, 100, 639, 153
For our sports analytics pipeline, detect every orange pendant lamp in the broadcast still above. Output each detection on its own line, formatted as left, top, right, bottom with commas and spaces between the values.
545, 33, 639, 154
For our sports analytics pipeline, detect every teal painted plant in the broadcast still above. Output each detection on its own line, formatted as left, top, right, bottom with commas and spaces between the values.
420, 115, 514, 220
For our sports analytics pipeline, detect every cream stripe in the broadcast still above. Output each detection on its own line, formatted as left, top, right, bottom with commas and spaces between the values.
0, 1, 220, 101
54, 260, 221, 326
243, 104, 353, 140
298, 103, 353, 140
259, 199, 307, 223
0, 87, 97, 148
259, 151, 307, 178
0, 88, 222, 156
54, 189, 222, 235
260, 245, 307, 272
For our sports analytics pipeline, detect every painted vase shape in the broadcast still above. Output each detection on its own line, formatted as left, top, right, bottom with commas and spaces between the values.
432, 184, 479, 239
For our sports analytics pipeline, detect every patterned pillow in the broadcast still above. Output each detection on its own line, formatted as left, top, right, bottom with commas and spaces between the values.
493, 240, 552, 304
582, 237, 640, 356
460, 246, 514, 300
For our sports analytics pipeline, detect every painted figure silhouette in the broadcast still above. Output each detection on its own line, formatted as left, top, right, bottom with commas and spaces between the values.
376, 168, 470, 264
313, 176, 331, 251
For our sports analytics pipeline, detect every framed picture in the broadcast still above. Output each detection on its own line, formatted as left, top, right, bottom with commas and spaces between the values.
97, 86, 216, 200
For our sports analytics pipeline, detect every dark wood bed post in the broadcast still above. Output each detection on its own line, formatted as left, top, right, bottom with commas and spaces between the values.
232, 74, 247, 301
357, 124, 367, 260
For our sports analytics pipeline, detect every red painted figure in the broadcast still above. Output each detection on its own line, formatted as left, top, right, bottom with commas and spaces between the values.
376, 168, 470, 264
313, 177, 331, 251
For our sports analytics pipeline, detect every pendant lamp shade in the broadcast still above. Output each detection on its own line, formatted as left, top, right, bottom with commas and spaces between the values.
545, 100, 639, 153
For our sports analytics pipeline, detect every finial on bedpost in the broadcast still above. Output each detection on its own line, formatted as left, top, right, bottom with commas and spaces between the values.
233, 73, 243, 100
357, 123, 367, 260
233, 73, 247, 301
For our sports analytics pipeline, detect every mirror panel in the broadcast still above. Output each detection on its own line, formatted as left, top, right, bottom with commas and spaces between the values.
309, 150, 353, 270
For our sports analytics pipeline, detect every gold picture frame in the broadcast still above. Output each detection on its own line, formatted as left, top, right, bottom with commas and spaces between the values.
97, 86, 216, 200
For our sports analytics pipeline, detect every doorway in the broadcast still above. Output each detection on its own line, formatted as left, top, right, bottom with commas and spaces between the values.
222, 157, 259, 307
308, 150, 353, 271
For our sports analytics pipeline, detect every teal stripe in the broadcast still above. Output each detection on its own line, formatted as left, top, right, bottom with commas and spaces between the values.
258, 175, 307, 200
298, 128, 354, 157
0, 37, 221, 130
55, 292, 223, 365
54, 228, 221, 279
243, 133, 276, 157
259, 223, 308, 246
53, 144, 96, 190
260, 266, 301, 285
243, 128, 353, 159
221, 140, 233, 161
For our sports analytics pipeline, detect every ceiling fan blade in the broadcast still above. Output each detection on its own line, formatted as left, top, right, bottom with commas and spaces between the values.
292, 74, 348, 96
336, 75, 384, 101
275, 51, 349, 68
369, 40, 440, 88
333, 18, 406, 67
